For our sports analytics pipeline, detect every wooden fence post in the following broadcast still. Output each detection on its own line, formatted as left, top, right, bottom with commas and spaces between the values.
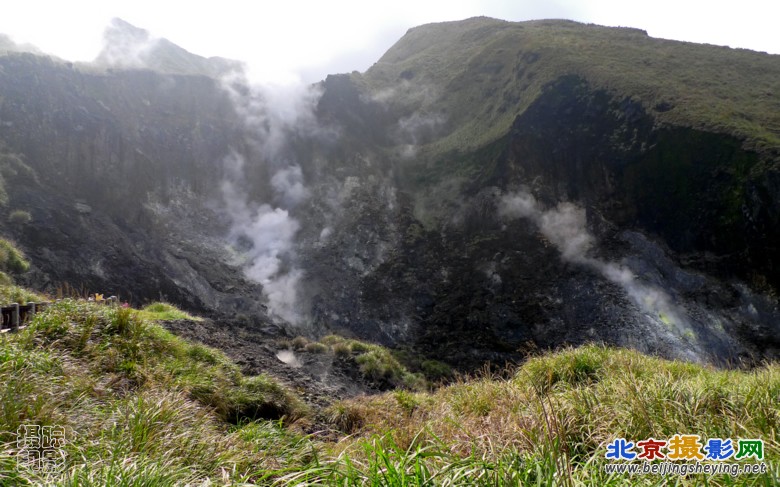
11, 303, 19, 332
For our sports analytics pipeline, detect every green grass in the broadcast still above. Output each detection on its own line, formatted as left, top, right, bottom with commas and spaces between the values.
321, 344, 778, 486
138, 301, 202, 321
317, 334, 427, 390
0, 278, 776, 485
0, 240, 44, 303
0, 292, 309, 485
277, 432, 538, 486
0, 238, 30, 275
304, 341, 328, 353
0, 283, 45, 304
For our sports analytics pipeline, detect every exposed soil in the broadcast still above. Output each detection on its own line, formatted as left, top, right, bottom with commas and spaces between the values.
160, 318, 382, 413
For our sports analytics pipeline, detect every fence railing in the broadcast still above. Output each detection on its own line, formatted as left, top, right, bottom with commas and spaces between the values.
0, 297, 119, 333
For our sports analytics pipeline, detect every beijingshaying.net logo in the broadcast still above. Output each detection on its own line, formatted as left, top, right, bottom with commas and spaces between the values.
16, 424, 68, 474
604, 435, 768, 476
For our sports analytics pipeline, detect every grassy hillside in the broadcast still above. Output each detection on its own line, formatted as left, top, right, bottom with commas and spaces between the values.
319, 345, 778, 485
0, 294, 307, 485
362, 17, 780, 162
0, 280, 776, 485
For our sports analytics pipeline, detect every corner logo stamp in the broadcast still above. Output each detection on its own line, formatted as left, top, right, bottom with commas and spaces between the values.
604, 435, 767, 477
16, 424, 68, 474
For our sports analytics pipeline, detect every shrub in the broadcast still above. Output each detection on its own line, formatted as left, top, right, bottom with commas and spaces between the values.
0, 282, 44, 303
519, 344, 609, 392
7, 209, 31, 224
0, 238, 29, 274
399, 371, 426, 391
356, 351, 387, 381
421, 360, 454, 381
320, 335, 343, 346
354, 349, 426, 390
0, 271, 13, 286
0, 148, 38, 207
222, 374, 308, 424
333, 342, 352, 357
304, 342, 328, 353
327, 401, 365, 434
393, 390, 420, 416
291, 336, 309, 350
350, 341, 370, 353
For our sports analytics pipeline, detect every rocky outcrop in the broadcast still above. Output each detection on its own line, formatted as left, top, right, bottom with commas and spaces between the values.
292, 35, 780, 367
0, 53, 269, 321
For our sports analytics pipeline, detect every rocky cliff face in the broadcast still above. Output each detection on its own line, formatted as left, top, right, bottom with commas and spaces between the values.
1, 18, 779, 368
297, 77, 780, 365
295, 20, 780, 366
0, 52, 269, 320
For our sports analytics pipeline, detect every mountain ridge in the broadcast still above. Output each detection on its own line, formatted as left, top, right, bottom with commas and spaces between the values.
93, 17, 245, 77
360, 17, 780, 161
0, 17, 778, 368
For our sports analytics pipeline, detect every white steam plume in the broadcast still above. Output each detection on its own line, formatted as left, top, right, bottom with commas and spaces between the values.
220, 72, 322, 326
271, 165, 310, 208
222, 72, 321, 160
366, 81, 444, 159
397, 111, 444, 158
499, 190, 689, 330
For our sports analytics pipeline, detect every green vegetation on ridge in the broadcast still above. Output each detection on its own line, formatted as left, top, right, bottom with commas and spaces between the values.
362, 17, 780, 161
139, 301, 203, 322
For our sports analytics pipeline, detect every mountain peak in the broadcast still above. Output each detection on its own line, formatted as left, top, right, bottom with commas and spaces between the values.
94, 18, 242, 77
0, 32, 42, 56
107, 17, 150, 40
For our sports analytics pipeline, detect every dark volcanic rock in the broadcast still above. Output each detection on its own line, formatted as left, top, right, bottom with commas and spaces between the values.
1, 19, 779, 372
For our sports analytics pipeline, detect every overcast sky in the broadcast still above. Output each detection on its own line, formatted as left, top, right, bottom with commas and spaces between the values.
1, 1, 778, 84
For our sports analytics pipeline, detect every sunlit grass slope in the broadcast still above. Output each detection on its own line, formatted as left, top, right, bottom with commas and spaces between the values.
138, 301, 203, 321
0, 283, 776, 485
314, 344, 778, 486
0, 294, 307, 485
